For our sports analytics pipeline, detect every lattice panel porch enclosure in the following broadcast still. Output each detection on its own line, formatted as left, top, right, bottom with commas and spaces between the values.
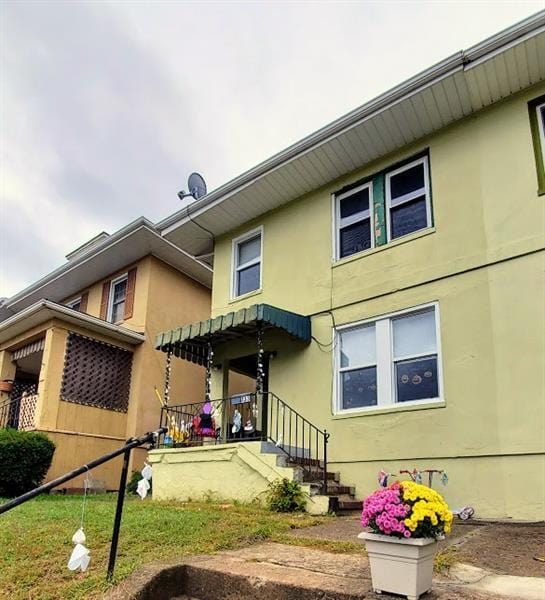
61, 333, 133, 412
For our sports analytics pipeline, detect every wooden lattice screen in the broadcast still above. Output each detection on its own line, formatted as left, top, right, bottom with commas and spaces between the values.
60, 333, 133, 412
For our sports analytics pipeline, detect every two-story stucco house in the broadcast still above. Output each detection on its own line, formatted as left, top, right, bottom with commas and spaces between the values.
150, 15, 545, 519
0, 218, 214, 489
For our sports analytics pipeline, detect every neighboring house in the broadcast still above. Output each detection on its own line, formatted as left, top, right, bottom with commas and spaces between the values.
0, 218, 213, 489
151, 15, 545, 519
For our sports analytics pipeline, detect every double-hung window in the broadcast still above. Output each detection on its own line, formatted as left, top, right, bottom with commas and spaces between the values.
335, 182, 373, 259
386, 156, 431, 241
336, 304, 441, 413
108, 275, 128, 323
232, 228, 262, 298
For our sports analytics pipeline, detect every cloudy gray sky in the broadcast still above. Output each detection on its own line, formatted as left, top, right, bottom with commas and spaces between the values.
0, 0, 542, 297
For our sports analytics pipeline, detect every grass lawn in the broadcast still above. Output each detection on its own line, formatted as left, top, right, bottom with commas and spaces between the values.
0, 494, 331, 600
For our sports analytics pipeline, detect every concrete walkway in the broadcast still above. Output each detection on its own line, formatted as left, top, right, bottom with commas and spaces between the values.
110, 519, 545, 599
449, 563, 545, 600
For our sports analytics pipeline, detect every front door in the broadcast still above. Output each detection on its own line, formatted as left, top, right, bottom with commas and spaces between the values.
227, 353, 270, 440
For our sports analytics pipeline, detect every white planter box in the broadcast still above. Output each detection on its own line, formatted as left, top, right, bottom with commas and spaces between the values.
359, 531, 437, 600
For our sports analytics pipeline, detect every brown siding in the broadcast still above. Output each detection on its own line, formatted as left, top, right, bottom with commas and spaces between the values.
79, 291, 88, 313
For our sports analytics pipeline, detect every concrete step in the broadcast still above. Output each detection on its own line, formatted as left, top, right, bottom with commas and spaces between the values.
110, 542, 368, 600
337, 499, 363, 512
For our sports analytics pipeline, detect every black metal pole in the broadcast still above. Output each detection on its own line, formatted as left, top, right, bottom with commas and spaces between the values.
0, 428, 166, 515
323, 430, 329, 493
107, 443, 132, 581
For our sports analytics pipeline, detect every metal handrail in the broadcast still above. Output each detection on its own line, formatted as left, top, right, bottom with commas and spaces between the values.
160, 392, 329, 491
0, 427, 167, 581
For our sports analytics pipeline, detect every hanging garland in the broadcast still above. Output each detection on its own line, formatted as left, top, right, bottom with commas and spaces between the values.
164, 349, 172, 406
253, 324, 265, 423
205, 340, 213, 403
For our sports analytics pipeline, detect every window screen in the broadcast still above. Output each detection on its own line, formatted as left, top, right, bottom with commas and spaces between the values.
337, 184, 373, 259
234, 232, 262, 296
387, 157, 431, 240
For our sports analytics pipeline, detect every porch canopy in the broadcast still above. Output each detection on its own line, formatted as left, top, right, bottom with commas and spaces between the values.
155, 303, 311, 365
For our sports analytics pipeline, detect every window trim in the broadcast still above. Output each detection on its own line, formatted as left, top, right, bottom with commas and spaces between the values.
107, 273, 129, 323
66, 296, 82, 311
230, 226, 263, 299
528, 96, 545, 195
537, 102, 545, 166
385, 155, 432, 242
333, 301, 443, 415
333, 181, 375, 261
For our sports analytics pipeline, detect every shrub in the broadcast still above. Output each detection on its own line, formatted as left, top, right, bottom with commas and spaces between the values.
265, 478, 307, 513
0, 429, 56, 497
361, 481, 453, 539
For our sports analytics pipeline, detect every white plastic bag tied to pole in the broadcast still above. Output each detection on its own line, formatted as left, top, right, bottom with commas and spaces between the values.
136, 462, 152, 500
68, 468, 91, 572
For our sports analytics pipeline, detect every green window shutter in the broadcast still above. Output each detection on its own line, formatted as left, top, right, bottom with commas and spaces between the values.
373, 173, 387, 246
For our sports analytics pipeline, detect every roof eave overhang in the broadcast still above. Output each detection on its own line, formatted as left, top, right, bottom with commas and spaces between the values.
158, 12, 545, 257
4, 218, 213, 317
0, 300, 146, 346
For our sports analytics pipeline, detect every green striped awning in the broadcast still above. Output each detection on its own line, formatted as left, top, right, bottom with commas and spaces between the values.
155, 303, 311, 365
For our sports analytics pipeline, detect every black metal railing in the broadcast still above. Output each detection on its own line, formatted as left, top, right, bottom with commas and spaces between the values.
159, 392, 329, 490
0, 427, 167, 581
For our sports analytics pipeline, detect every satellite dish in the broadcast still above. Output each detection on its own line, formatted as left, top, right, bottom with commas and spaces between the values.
177, 172, 207, 202
188, 172, 207, 199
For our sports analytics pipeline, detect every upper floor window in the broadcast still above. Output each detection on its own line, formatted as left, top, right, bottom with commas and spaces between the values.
232, 228, 262, 298
334, 182, 373, 260
386, 156, 431, 241
335, 303, 441, 414
65, 291, 88, 313
537, 102, 545, 164
333, 152, 433, 262
529, 96, 545, 194
66, 297, 82, 311
108, 274, 128, 323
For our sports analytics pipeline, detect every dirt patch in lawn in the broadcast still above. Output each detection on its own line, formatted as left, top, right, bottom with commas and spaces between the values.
457, 523, 545, 578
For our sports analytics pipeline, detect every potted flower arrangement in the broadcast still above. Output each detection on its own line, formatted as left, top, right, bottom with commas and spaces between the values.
358, 481, 453, 600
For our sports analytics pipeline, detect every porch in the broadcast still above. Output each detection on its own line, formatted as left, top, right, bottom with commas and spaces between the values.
153, 304, 357, 513
0, 299, 144, 488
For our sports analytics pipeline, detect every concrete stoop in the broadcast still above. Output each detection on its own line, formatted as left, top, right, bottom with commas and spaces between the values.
149, 442, 360, 515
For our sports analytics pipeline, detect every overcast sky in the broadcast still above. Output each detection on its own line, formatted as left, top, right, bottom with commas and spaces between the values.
0, 0, 542, 298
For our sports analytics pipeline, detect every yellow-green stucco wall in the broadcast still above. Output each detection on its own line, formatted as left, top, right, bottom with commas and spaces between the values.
208, 85, 545, 520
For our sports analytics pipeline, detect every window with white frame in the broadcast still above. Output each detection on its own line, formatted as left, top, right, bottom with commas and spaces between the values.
108, 275, 128, 323
386, 156, 431, 241
232, 228, 262, 298
335, 182, 373, 259
336, 304, 441, 413
66, 297, 81, 311
537, 102, 545, 165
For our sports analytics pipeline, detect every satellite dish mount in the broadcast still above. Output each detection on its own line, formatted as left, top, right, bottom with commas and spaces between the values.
178, 172, 207, 201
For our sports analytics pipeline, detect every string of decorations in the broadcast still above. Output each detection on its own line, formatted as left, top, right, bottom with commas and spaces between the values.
378, 468, 449, 488
164, 349, 172, 405
255, 325, 264, 395
205, 340, 213, 403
